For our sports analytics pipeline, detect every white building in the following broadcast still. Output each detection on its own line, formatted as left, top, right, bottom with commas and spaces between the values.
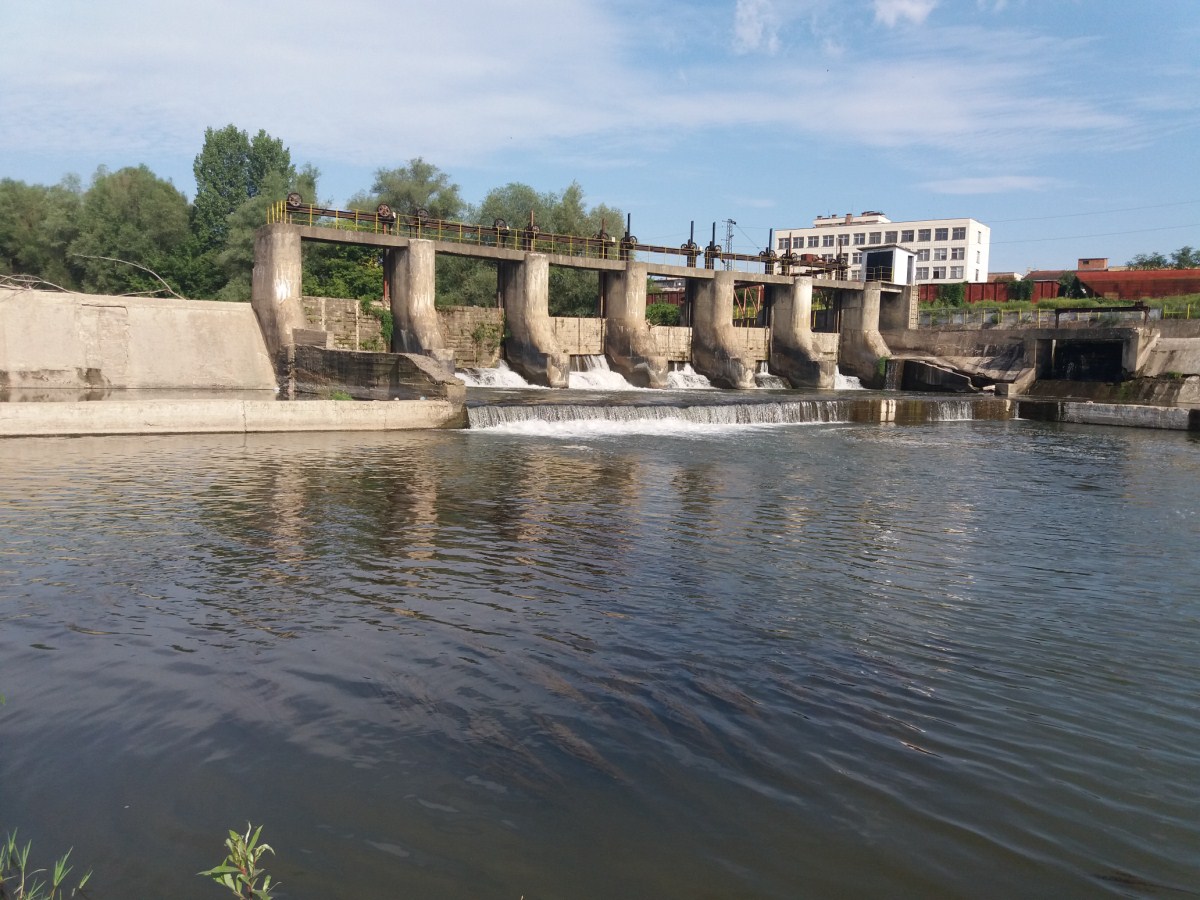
774, 212, 991, 284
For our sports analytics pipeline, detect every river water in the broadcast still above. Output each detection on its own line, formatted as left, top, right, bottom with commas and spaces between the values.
1, 396, 1198, 898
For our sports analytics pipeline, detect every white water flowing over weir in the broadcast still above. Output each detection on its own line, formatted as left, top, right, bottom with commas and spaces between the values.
457, 361, 543, 389
835, 367, 864, 390
666, 363, 712, 390
466, 396, 1013, 433
568, 355, 639, 390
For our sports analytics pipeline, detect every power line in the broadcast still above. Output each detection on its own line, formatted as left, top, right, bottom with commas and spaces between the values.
993, 222, 1200, 245
990, 199, 1200, 224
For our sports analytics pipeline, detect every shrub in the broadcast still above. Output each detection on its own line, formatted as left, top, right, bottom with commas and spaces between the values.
646, 302, 681, 326
936, 282, 966, 307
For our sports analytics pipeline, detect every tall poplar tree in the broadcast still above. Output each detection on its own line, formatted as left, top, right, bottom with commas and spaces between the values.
192, 125, 295, 252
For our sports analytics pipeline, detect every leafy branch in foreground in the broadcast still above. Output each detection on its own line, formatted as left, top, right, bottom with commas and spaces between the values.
0, 830, 92, 899
198, 824, 278, 900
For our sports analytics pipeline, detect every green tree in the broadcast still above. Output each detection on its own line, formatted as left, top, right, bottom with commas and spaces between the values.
69, 165, 190, 295
349, 158, 464, 219
215, 165, 320, 300
474, 181, 624, 315
1169, 245, 1199, 269
192, 125, 295, 253
1127, 251, 1170, 270
0, 177, 83, 288
646, 302, 681, 326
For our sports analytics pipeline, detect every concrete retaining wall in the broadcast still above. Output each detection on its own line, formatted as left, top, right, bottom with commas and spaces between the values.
551, 317, 605, 355
0, 289, 278, 392
302, 296, 385, 351
0, 398, 465, 437
1018, 399, 1200, 431
441, 306, 504, 367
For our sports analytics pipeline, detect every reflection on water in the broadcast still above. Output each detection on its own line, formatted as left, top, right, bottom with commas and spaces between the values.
1, 422, 1198, 899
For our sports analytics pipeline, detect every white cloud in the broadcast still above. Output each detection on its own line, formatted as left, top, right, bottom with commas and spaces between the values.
873, 0, 938, 27
734, 0, 782, 55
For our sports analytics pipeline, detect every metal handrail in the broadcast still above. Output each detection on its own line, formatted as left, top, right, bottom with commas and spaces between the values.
267, 200, 847, 276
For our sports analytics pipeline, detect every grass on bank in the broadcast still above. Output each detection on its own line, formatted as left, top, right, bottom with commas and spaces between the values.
921, 292, 1200, 315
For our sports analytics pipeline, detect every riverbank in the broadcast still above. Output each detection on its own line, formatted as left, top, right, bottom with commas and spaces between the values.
0, 397, 465, 437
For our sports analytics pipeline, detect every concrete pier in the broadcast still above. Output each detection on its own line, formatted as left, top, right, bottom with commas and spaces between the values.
499, 254, 570, 388
251, 224, 309, 358
601, 262, 669, 388
768, 277, 837, 388
839, 281, 892, 385
689, 270, 756, 390
385, 239, 455, 374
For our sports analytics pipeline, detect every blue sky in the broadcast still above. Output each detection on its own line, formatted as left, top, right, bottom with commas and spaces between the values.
2, 0, 1197, 273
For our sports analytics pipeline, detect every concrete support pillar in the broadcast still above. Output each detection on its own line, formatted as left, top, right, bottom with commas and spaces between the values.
769, 277, 835, 388
601, 261, 669, 388
386, 239, 454, 375
499, 253, 569, 388
251, 224, 308, 359
839, 281, 892, 386
689, 270, 756, 390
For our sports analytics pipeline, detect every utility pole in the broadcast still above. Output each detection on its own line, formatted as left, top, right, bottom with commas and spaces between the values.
723, 219, 736, 270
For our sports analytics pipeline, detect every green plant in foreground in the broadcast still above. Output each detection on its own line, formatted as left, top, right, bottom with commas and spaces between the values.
329, 389, 353, 401
199, 824, 277, 900
0, 830, 92, 899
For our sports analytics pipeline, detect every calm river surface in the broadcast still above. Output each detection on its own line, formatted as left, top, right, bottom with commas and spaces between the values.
1, 410, 1198, 898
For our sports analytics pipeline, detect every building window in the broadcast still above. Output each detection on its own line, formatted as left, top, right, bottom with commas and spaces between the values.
778, 238, 789, 250
951, 247, 965, 260
900, 229, 914, 242
822, 234, 835, 247
933, 248, 948, 261
952, 226, 966, 240
851, 252, 863, 264
950, 266, 964, 279
868, 232, 881, 244
808, 236, 820, 248
822, 253, 833, 260
853, 232, 866, 245
975, 269, 980, 281
885, 230, 897, 243
915, 267, 929, 280
917, 228, 931, 241
934, 227, 949, 241
916, 249, 930, 261
850, 268, 861, 279
976, 250, 981, 262
932, 266, 946, 279
977, 230, 983, 242
836, 234, 849, 246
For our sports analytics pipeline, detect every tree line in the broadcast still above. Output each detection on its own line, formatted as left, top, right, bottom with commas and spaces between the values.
1126, 246, 1199, 270
0, 125, 624, 316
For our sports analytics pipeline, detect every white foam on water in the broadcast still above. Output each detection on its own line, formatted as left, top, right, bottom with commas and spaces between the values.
568, 355, 641, 391
834, 368, 864, 390
666, 364, 713, 390
457, 361, 546, 389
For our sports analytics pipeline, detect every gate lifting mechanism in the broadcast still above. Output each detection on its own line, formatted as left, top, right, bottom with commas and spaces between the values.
270, 195, 843, 277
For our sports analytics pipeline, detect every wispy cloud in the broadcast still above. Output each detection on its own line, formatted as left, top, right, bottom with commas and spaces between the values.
924, 175, 1061, 194
872, 0, 939, 27
733, 0, 782, 54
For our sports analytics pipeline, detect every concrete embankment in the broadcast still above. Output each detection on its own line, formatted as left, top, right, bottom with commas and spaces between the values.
0, 398, 466, 437
1017, 399, 1200, 431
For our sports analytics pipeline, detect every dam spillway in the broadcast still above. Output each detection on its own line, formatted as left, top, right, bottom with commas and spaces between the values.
465, 393, 1014, 431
